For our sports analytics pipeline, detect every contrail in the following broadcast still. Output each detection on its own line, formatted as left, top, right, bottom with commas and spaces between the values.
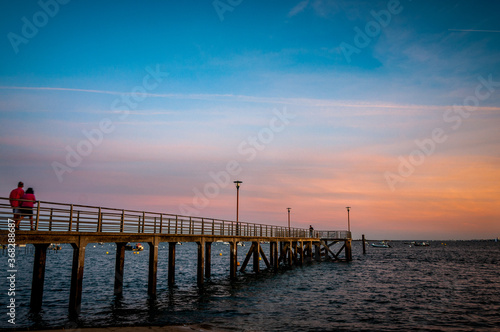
0, 86, 124, 95
449, 29, 500, 33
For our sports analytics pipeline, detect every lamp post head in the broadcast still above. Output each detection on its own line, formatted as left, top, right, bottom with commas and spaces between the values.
346, 206, 351, 212
287, 207, 291, 212
234, 180, 242, 189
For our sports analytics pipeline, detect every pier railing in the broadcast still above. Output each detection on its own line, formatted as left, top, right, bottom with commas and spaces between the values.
0, 197, 350, 239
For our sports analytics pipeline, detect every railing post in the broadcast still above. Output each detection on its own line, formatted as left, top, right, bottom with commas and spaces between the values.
154, 216, 157, 233
97, 207, 102, 232
49, 209, 53, 231
137, 215, 141, 233
221, 220, 224, 236
189, 217, 192, 235
175, 215, 178, 234
120, 210, 124, 232
212, 219, 215, 235
159, 214, 163, 233
35, 202, 40, 231
142, 212, 145, 233
68, 204, 73, 232
202, 218, 205, 235
76, 211, 80, 232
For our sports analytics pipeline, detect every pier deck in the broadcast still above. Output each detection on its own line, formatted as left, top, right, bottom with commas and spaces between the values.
0, 198, 351, 313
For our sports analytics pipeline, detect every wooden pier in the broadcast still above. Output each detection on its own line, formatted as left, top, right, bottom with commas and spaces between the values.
0, 198, 351, 313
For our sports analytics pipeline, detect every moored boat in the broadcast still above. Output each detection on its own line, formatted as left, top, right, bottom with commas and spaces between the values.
48, 243, 62, 250
370, 241, 391, 248
125, 243, 144, 251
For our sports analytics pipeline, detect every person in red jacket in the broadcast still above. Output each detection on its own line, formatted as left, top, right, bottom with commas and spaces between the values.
9, 181, 24, 229
19, 187, 36, 231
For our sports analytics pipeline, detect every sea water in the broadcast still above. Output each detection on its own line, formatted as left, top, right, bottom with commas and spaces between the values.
1, 240, 499, 331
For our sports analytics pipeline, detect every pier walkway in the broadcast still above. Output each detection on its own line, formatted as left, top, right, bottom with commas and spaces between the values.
0, 197, 351, 313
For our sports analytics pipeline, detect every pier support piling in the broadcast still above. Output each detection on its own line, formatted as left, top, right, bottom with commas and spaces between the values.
197, 239, 205, 286
307, 241, 313, 262
148, 239, 158, 297
114, 242, 126, 295
168, 242, 176, 286
314, 242, 321, 262
229, 241, 237, 279
253, 241, 260, 273
69, 241, 87, 313
205, 242, 212, 278
271, 241, 279, 271
30, 243, 49, 311
345, 239, 352, 262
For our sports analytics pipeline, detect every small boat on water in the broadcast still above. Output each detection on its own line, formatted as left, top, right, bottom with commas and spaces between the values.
125, 243, 144, 251
413, 241, 430, 246
48, 243, 62, 250
370, 241, 391, 248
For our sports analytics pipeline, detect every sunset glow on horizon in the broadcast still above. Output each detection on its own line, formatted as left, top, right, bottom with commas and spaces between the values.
1, 1, 499, 240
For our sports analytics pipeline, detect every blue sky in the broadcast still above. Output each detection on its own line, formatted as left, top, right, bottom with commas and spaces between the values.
1, 0, 499, 239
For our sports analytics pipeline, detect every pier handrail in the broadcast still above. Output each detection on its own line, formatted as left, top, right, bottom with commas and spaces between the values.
0, 197, 350, 239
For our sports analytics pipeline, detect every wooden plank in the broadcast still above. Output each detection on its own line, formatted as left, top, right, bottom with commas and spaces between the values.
240, 242, 255, 272
259, 244, 271, 269
334, 242, 346, 260
320, 240, 339, 260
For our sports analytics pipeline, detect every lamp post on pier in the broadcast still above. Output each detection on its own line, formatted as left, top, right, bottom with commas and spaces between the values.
234, 181, 242, 236
287, 207, 291, 237
346, 206, 351, 234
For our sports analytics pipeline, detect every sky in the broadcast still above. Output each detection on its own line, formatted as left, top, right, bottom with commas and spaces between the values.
1, 0, 499, 240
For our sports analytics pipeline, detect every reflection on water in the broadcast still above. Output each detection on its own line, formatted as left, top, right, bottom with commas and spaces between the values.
1, 241, 499, 331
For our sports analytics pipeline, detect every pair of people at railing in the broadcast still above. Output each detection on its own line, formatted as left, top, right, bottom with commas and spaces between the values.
9, 181, 36, 230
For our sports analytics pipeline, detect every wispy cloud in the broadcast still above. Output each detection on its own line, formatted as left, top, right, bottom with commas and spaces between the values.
448, 29, 500, 33
288, 0, 309, 17
0, 85, 470, 111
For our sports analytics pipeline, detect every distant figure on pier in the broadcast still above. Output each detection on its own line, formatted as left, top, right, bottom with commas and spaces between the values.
19, 187, 36, 231
309, 225, 314, 237
9, 181, 24, 230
